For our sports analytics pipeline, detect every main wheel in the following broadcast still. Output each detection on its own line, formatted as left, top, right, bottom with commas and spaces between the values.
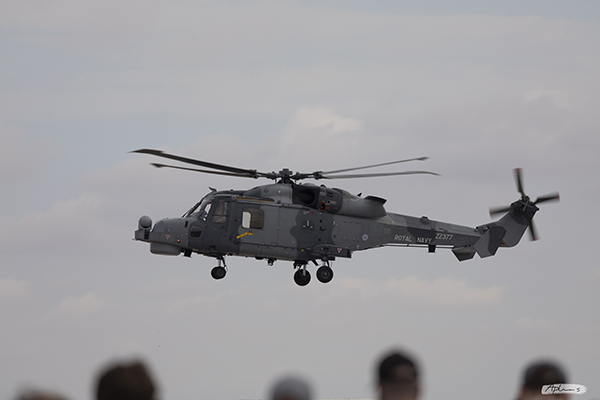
316, 266, 334, 283
293, 269, 311, 286
211, 266, 227, 280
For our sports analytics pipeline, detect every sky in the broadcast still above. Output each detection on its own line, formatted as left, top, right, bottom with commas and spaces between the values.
1, 1, 600, 399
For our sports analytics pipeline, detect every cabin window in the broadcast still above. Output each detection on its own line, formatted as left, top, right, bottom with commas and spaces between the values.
212, 201, 228, 223
242, 208, 264, 229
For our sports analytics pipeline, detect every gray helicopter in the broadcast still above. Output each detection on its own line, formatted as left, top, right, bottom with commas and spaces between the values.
132, 149, 559, 286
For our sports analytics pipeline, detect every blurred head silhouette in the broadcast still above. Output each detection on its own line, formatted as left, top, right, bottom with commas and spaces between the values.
15, 390, 69, 400
96, 360, 156, 400
516, 360, 570, 400
269, 375, 313, 400
376, 350, 420, 400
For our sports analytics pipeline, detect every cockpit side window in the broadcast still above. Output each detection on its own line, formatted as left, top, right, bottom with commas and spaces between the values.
212, 200, 228, 223
189, 198, 212, 221
201, 202, 212, 221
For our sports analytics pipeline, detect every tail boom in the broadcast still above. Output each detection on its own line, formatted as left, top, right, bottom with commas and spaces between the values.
369, 202, 537, 262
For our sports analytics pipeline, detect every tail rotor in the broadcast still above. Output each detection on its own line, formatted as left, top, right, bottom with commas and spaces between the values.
489, 168, 559, 241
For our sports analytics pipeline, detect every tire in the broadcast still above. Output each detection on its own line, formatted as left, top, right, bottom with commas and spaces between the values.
211, 266, 227, 280
316, 266, 334, 283
293, 269, 311, 286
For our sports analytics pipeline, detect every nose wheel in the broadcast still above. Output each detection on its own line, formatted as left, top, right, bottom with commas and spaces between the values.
211, 257, 227, 280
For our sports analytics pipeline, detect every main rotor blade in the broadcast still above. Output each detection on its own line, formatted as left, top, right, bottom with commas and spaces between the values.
132, 149, 262, 177
318, 157, 429, 175
514, 168, 525, 197
318, 170, 439, 179
150, 163, 259, 178
535, 192, 560, 205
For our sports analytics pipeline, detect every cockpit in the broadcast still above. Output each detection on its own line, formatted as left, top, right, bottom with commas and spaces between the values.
185, 197, 213, 221
184, 196, 230, 224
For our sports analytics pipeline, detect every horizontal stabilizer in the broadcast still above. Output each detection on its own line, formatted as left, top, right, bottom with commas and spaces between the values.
452, 247, 476, 261
474, 226, 507, 258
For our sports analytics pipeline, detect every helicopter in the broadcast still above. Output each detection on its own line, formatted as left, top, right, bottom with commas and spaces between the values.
132, 149, 559, 286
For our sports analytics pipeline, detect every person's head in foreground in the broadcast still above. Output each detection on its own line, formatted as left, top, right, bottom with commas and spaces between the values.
516, 360, 570, 400
377, 350, 420, 400
16, 390, 69, 400
96, 360, 157, 400
269, 375, 313, 400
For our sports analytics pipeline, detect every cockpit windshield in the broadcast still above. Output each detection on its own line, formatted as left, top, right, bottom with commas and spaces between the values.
185, 197, 213, 221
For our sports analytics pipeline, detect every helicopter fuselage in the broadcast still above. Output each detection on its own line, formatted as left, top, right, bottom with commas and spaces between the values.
134, 182, 518, 272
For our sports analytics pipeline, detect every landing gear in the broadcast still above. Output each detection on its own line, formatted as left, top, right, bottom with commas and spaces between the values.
211, 267, 226, 279
292, 260, 334, 286
293, 267, 311, 286
211, 257, 227, 280
316, 265, 334, 283
316, 259, 334, 283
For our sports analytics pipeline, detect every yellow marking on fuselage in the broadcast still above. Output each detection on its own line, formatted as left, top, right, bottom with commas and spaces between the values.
236, 231, 254, 239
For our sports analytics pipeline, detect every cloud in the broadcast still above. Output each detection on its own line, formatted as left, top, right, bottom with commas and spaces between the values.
334, 275, 503, 307
276, 107, 364, 162
57, 292, 106, 317
387, 276, 503, 306
335, 277, 380, 298
284, 107, 363, 136
0, 193, 109, 255
0, 278, 30, 300
0, 153, 202, 257
4, 3, 598, 125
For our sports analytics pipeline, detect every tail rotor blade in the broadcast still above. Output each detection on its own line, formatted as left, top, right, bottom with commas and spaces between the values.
492, 168, 557, 240
535, 192, 560, 205
528, 218, 539, 241
514, 168, 525, 197
490, 206, 511, 217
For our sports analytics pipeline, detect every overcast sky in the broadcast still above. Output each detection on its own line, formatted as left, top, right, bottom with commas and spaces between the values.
2, 1, 600, 399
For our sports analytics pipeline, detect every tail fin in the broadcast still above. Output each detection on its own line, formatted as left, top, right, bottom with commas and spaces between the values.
493, 206, 535, 247
449, 203, 533, 261
452, 209, 529, 261
473, 200, 538, 258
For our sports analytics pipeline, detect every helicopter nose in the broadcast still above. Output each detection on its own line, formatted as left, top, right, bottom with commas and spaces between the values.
149, 218, 188, 256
